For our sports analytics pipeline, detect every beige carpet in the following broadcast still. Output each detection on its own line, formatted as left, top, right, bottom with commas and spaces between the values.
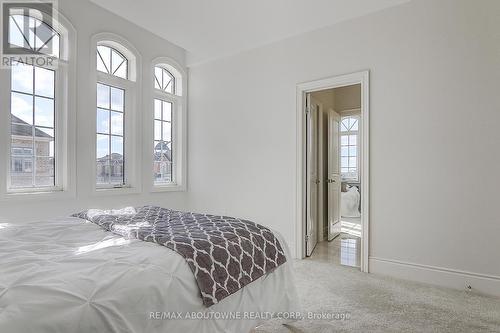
253, 248, 500, 333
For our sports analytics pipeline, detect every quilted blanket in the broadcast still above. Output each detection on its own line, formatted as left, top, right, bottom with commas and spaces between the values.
73, 206, 287, 306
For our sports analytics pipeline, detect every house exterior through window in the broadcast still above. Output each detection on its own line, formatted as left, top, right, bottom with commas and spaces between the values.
8, 11, 60, 190
95, 44, 128, 187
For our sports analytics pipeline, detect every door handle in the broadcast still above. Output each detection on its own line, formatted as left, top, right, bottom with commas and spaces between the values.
327, 179, 336, 183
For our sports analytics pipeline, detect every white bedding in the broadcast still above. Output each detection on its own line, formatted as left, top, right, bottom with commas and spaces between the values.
0, 217, 299, 333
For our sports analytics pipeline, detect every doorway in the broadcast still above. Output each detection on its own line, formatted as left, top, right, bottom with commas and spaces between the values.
296, 71, 369, 272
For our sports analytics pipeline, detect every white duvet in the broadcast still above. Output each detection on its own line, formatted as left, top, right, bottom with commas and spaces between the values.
0, 217, 299, 333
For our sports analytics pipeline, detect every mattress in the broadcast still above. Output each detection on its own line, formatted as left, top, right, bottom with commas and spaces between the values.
0, 217, 299, 333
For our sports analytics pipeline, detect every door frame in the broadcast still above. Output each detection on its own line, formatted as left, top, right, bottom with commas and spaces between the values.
296, 70, 370, 272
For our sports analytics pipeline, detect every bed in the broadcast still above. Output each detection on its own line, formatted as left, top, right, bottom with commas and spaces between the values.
0, 208, 299, 333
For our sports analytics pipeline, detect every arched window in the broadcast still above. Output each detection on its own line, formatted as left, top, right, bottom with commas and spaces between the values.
340, 116, 359, 181
97, 45, 128, 79
93, 34, 140, 191
154, 66, 175, 94
8, 12, 60, 57
152, 59, 186, 189
5, 7, 75, 194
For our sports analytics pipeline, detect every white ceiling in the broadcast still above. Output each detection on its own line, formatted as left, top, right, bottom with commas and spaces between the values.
90, 0, 409, 66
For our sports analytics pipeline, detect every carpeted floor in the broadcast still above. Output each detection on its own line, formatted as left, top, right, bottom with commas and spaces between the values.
253, 241, 500, 333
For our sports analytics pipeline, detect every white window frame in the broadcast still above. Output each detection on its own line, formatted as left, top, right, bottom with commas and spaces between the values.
90, 33, 142, 195
0, 9, 76, 201
340, 114, 360, 182
149, 57, 187, 192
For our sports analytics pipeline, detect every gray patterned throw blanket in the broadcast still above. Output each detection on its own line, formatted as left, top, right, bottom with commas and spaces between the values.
73, 206, 287, 306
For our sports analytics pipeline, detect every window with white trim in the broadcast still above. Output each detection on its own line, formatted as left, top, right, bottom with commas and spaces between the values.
152, 63, 184, 188
93, 35, 140, 192
7, 11, 65, 191
153, 99, 173, 183
95, 43, 131, 188
340, 116, 359, 181
96, 82, 125, 186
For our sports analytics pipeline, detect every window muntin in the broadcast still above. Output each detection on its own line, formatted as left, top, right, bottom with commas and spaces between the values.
10, 61, 56, 189
340, 116, 359, 181
154, 66, 175, 94
97, 45, 128, 79
96, 83, 125, 186
153, 99, 173, 184
8, 13, 60, 57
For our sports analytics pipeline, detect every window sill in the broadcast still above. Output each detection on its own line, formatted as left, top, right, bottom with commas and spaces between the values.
1, 188, 75, 201
150, 183, 185, 193
93, 186, 141, 196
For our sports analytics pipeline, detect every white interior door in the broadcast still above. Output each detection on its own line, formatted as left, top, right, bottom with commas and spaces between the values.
328, 110, 342, 240
306, 95, 319, 256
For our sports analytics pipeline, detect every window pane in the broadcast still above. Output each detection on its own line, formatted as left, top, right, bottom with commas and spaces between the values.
154, 161, 171, 183
111, 49, 127, 79
341, 168, 349, 174
110, 159, 124, 185
341, 120, 349, 132
341, 157, 348, 168
97, 51, 108, 73
34, 67, 55, 98
9, 16, 25, 49
96, 134, 109, 159
154, 120, 162, 140
11, 92, 33, 124
34, 97, 54, 127
50, 34, 60, 58
341, 135, 348, 146
154, 99, 162, 119
110, 137, 124, 184
35, 127, 54, 157
110, 112, 123, 135
11, 64, 33, 94
35, 157, 55, 186
97, 108, 109, 134
111, 136, 123, 159
111, 50, 124, 73
10, 158, 33, 188
349, 135, 357, 146
162, 122, 171, 142
110, 87, 124, 111
97, 83, 110, 109
350, 119, 358, 131
97, 46, 111, 73
154, 141, 162, 155
341, 147, 348, 157
11, 124, 33, 147
96, 160, 110, 184
162, 101, 172, 121
349, 146, 357, 156
349, 157, 357, 168
34, 21, 53, 53
164, 71, 174, 93
114, 60, 127, 79
154, 67, 163, 89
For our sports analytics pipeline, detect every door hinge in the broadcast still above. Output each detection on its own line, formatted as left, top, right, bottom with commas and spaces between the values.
305, 234, 309, 242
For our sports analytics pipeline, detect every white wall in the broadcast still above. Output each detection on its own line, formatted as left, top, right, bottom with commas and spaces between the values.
187, 0, 500, 294
0, 0, 189, 221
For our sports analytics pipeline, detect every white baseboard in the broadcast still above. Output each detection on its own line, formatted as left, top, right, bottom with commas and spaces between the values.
369, 257, 500, 298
